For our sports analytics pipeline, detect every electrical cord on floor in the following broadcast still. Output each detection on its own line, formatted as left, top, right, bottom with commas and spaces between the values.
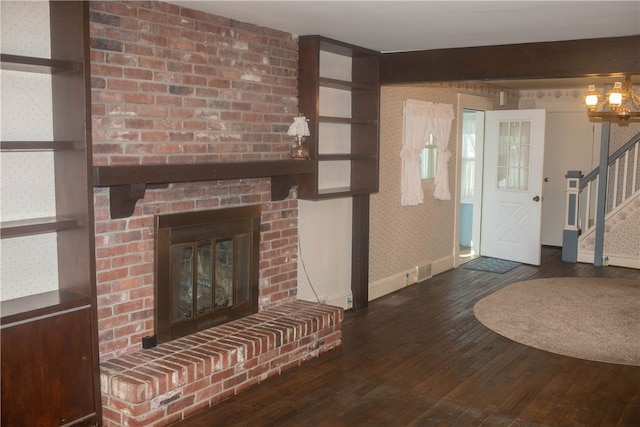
297, 235, 322, 304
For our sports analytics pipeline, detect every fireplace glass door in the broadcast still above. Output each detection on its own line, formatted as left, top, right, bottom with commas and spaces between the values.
156, 206, 260, 342
171, 235, 252, 322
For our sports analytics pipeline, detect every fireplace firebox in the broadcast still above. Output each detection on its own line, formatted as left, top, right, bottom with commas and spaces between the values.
155, 206, 260, 343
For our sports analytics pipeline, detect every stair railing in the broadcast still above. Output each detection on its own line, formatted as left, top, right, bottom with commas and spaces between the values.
563, 131, 640, 262
581, 132, 639, 233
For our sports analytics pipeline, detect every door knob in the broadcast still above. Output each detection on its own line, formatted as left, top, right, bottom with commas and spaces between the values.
533, 195, 540, 202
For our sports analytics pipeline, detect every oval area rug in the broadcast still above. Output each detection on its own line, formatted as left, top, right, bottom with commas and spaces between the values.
473, 277, 640, 366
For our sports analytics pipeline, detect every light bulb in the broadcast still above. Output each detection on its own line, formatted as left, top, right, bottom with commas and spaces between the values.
584, 85, 599, 111
608, 82, 623, 110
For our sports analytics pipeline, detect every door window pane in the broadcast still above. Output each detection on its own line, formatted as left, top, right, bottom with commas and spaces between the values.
496, 120, 531, 191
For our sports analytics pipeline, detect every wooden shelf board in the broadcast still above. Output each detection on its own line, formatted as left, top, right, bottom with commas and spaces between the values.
1, 216, 77, 239
1, 54, 81, 74
318, 116, 377, 125
315, 36, 380, 58
93, 160, 317, 218
1, 140, 78, 151
1, 290, 91, 327
318, 153, 377, 161
93, 160, 315, 186
309, 186, 378, 199
319, 77, 373, 91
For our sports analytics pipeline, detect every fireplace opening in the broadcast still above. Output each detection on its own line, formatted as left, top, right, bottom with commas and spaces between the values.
155, 206, 260, 343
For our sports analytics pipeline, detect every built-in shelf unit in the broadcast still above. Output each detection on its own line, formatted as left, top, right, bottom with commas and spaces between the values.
297, 35, 380, 199
0, 2, 101, 425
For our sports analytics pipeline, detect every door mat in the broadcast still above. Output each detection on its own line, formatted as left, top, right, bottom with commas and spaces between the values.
464, 257, 520, 274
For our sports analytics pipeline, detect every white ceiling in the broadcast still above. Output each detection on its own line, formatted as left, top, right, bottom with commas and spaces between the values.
166, 1, 639, 53
166, 1, 640, 88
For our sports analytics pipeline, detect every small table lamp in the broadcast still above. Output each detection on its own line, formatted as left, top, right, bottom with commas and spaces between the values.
287, 115, 310, 160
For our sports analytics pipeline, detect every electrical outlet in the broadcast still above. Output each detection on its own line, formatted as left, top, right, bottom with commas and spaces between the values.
346, 296, 353, 310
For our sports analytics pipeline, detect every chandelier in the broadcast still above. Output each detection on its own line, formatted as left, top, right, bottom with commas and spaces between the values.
584, 75, 640, 120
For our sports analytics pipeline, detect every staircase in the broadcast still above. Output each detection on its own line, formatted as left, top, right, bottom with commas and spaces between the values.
564, 131, 640, 269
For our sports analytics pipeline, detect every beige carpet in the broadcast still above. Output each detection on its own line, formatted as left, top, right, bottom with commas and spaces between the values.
473, 277, 640, 366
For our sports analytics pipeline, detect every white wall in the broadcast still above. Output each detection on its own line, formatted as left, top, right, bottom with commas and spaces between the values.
297, 199, 353, 308
520, 95, 601, 247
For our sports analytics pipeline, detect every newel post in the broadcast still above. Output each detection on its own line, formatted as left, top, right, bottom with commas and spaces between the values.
562, 170, 583, 262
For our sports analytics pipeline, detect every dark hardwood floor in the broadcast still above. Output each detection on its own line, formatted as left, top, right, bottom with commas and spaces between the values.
172, 247, 640, 426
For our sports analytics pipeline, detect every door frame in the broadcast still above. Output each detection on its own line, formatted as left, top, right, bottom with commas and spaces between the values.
453, 94, 495, 268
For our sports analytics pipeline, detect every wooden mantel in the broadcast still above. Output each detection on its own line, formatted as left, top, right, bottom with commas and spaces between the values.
93, 160, 316, 219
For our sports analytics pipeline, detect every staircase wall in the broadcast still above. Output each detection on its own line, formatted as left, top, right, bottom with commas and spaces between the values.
579, 193, 640, 269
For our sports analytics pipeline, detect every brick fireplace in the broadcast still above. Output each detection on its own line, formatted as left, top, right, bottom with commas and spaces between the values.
90, 2, 343, 425
91, 1, 304, 361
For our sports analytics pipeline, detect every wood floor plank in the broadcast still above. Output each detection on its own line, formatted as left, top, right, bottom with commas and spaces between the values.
171, 247, 640, 426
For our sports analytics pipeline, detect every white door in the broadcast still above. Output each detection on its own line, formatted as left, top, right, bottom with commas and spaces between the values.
481, 109, 546, 265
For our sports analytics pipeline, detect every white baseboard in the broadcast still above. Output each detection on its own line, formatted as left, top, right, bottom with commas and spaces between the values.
367, 257, 456, 302
432, 254, 455, 276
369, 271, 410, 301
326, 291, 354, 310
577, 251, 639, 269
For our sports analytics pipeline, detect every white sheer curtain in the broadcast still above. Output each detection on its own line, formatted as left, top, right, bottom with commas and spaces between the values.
431, 104, 454, 200
401, 100, 430, 205
460, 113, 477, 201
401, 100, 454, 205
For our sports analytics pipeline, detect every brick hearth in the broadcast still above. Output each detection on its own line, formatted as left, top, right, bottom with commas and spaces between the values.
101, 301, 343, 426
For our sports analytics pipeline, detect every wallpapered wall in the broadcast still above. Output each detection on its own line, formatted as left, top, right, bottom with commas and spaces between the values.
521, 88, 640, 261
519, 88, 640, 154
370, 82, 640, 280
369, 84, 506, 283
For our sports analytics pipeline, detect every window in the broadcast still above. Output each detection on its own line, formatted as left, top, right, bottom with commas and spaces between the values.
420, 133, 437, 180
497, 120, 531, 191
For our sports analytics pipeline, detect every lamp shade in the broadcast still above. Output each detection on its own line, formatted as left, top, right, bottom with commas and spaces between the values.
584, 85, 600, 111
287, 116, 310, 138
608, 82, 624, 110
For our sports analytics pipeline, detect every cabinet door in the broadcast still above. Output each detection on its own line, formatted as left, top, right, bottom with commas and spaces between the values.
1, 307, 96, 426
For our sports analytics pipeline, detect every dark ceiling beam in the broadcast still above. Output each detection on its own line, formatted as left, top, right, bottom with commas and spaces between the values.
380, 35, 640, 85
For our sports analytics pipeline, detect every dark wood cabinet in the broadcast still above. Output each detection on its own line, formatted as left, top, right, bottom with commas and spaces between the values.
297, 36, 380, 199
1, 301, 95, 426
0, 1, 100, 424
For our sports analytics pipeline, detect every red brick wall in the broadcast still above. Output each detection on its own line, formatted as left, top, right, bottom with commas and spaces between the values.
90, 1, 300, 361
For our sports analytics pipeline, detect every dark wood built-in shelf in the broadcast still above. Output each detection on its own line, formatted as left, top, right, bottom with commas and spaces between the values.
93, 160, 316, 219
1, 290, 91, 327
297, 35, 379, 201
297, 35, 379, 312
0, 53, 81, 74
319, 77, 373, 91
1, 3, 101, 425
317, 153, 377, 161
1, 140, 78, 151
0, 216, 77, 239
316, 187, 377, 198
318, 116, 377, 125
